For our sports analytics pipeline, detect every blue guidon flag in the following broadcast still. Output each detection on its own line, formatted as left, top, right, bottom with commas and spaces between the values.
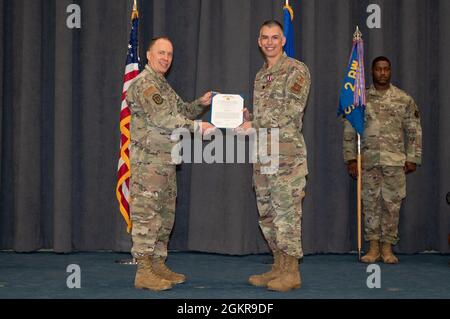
338, 28, 366, 135
283, 3, 295, 58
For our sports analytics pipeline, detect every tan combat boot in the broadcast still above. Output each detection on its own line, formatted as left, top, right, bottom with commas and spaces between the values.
134, 257, 172, 291
249, 250, 283, 287
152, 256, 186, 284
380, 242, 399, 264
267, 253, 301, 292
361, 240, 381, 263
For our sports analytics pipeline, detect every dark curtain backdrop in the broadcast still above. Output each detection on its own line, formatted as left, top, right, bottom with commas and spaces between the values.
1, 0, 449, 254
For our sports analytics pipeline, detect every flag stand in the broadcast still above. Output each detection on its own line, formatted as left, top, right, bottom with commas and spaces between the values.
115, 257, 137, 265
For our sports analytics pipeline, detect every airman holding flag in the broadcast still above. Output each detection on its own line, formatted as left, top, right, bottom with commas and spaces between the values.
343, 55, 422, 264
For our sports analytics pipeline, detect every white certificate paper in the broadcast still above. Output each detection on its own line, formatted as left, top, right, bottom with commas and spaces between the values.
211, 94, 244, 129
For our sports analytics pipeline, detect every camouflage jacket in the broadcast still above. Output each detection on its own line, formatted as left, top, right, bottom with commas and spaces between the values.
126, 65, 204, 165
343, 84, 422, 168
253, 53, 311, 170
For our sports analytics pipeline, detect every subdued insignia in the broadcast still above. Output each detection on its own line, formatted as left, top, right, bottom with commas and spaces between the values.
414, 110, 419, 118
144, 86, 157, 97
152, 93, 164, 105
290, 76, 304, 94
291, 82, 302, 94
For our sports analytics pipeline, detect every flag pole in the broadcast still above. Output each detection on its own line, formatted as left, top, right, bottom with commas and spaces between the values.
357, 133, 362, 260
354, 26, 363, 261
116, 0, 140, 266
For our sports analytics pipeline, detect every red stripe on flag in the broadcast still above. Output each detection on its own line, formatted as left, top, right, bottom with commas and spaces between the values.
124, 70, 140, 83
117, 9, 140, 233
120, 107, 131, 118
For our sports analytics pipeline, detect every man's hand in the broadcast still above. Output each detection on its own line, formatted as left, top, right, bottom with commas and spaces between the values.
243, 108, 252, 122
404, 161, 417, 174
198, 92, 213, 106
199, 121, 216, 135
234, 121, 253, 135
347, 159, 358, 180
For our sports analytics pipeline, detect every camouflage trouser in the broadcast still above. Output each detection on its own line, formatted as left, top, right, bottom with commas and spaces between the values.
130, 164, 177, 258
253, 162, 307, 259
362, 166, 406, 245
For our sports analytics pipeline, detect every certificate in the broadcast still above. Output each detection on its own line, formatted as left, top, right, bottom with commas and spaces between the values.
211, 94, 244, 129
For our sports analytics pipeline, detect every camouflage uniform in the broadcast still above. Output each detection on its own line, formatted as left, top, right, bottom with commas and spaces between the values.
126, 65, 204, 258
253, 53, 311, 259
343, 84, 422, 244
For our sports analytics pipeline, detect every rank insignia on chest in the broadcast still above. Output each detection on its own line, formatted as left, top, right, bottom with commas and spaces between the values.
266, 74, 273, 82
291, 82, 302, 94
290, 76, 305, 94
144, 86, 158, 97
152, 93, 164, 105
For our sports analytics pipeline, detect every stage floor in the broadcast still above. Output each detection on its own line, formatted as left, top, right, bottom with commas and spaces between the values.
0, 252, 449, 299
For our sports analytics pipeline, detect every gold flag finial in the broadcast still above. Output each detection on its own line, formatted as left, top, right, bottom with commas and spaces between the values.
132, 0, 138, 19
284, 0, 294, 20
353, 26, 362, 41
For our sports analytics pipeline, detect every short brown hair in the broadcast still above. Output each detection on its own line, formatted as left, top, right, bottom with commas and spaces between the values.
260, 20, 284, 32
147, 37, 172, 51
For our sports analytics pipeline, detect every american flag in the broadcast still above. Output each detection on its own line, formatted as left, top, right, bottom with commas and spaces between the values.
116, 3, 140, 233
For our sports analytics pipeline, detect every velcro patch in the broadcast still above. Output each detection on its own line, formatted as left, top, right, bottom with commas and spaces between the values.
144, 86, 158, 97
152, 93, 164, 105
290, 76, 305, 94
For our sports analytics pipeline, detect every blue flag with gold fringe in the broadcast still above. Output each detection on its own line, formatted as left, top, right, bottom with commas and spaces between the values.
338, 28, 366, 135
283, 3, 294, 58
